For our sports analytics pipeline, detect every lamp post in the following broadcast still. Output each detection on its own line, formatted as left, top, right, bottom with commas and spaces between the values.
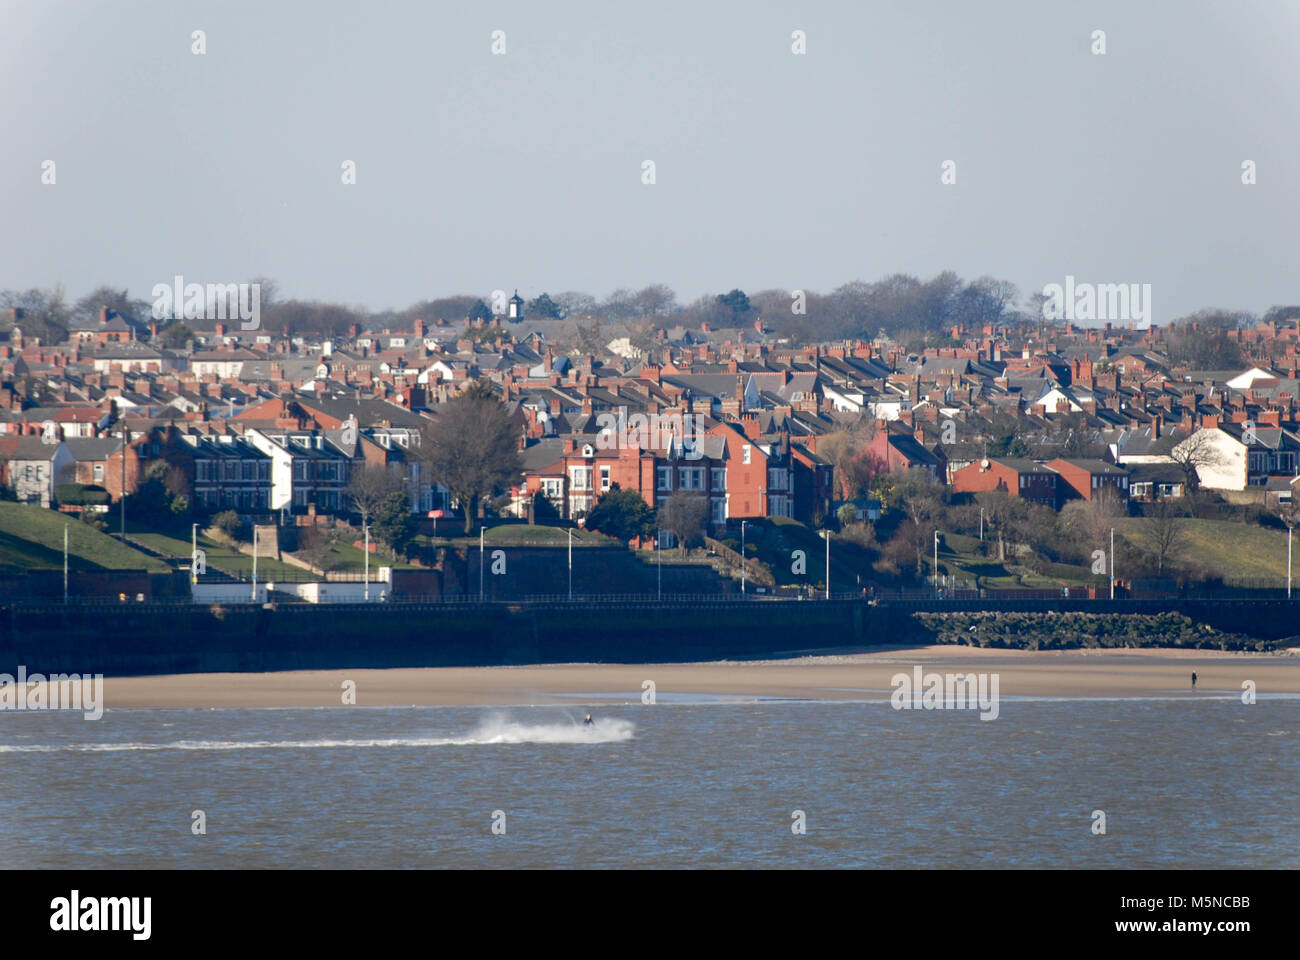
823, 529, 830, 600
933, 530, 939, 598
740, 519, 747, 597
1109, 527, 1115, 600
63, 524, 68, 603
251, 525, 259, 602
1288, 525, 1293, 600
979, 507, 984, 541
364, 523, 370, 601
479, 525, 485, 601
568, 526, 573, 600
120, 424, 128, 539
192, 522, 200, 584
657, 529, 662, 601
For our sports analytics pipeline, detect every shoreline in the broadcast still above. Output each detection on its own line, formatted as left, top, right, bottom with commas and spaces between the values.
91, 645, 1300, 709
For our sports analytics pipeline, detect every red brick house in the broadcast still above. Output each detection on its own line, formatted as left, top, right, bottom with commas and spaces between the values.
951, 457, 1061, 508
1045, 458, 1130, 503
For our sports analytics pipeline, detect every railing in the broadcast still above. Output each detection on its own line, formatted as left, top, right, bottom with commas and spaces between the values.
8, 587, 1300, 610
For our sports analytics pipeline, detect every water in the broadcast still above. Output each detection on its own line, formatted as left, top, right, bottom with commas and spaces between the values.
1, 697, 1296, 868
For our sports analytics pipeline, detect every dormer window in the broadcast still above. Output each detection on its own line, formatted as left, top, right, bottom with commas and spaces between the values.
582, 444, 594, 457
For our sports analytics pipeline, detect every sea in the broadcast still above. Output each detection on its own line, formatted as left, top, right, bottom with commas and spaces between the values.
1, 694, 1297, 869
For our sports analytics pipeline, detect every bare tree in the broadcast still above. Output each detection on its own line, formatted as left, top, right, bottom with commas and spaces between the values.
818, 419, 884, 500
889, 468, 944, 573
657, 492, 709, 554
1146, 498, 1187, 575
422, 382, 522, 533
346, 464, 403, 529
1060, 487, 1125, 557
1169, 429, 1226, 498
297, 525, 335, 574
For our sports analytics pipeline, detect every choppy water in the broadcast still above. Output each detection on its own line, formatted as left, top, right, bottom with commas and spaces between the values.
1, 696, 1296, 868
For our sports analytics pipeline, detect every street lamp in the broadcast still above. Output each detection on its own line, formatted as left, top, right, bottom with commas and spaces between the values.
933, 530, 939, 598
251, 525, 259, 602
568, 526, 573, 600
120, 424, 128, 539
822, 529, 830, 600
364, 522, 370, 601
979, 507, 984, 541
657, 529, 662, 601
740, 519, 747, 597
1109, 527, 1115, 600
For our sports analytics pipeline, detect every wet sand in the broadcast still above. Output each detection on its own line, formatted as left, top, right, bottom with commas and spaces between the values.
100, 645, 1300, 708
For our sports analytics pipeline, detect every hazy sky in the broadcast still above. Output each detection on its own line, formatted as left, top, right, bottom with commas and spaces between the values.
3, 0, 1297, 323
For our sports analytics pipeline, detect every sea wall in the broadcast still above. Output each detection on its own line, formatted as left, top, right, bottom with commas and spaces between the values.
0, 599, 868, 676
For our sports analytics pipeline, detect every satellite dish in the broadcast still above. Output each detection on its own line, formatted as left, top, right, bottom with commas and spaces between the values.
981, 458, 990, 468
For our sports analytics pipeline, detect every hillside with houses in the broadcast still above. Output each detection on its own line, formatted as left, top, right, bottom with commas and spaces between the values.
3, 283, 1300, 600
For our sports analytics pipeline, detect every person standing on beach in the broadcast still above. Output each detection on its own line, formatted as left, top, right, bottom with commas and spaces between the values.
1191, 671, 1198, 688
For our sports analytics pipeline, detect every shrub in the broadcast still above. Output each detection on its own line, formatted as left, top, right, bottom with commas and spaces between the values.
213, 509, 243, 541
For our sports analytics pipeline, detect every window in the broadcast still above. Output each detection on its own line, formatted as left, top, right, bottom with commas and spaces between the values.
570, 467, 592, 490
679, 467, 704, 490
711, 497, 727, 522
711, 467, 726, 491
541, 478, 563, 500
93, 463, 104, 482
742, 444, 752, 465
1019, 476, 1026, 489
657, 466, 672, 491
600, 466, 611, 491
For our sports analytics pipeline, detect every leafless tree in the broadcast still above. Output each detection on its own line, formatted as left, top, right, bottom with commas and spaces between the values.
1169, 429, 1226, 497
1146, 498, 1187, 575
1060, 487, 1125, 556
346, 464, 403, 529
421, 383, 522, 533
657, 492, 709, 554
298, 525, 335, 574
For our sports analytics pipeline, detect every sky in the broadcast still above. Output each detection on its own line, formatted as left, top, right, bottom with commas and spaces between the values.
2, 0, 1298, 323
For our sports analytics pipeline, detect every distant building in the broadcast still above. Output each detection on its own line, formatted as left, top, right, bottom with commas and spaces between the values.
951, 457, 1062, 508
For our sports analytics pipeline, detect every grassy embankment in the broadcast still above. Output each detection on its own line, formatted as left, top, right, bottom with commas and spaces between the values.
0, 502, 168, 573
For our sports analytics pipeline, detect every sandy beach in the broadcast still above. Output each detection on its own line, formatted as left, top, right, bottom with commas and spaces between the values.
100, 645, 1300, 708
